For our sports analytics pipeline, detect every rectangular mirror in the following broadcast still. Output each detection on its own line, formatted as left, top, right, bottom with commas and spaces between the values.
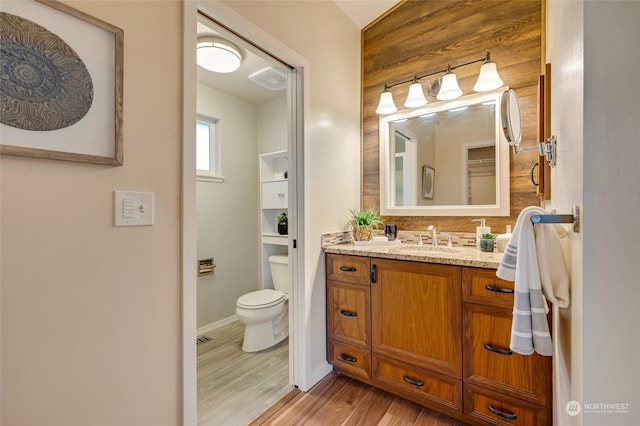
379, 88, 510, 216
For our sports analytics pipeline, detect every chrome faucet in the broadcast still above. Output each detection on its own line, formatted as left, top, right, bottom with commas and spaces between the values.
427, 225, 438, 246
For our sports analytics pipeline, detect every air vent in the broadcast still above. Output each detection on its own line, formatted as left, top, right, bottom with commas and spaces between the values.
196, 336, 212, 345
248, 67, 286, 91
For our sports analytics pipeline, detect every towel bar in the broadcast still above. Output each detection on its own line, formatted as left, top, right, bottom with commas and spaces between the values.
530, 205, 580, 233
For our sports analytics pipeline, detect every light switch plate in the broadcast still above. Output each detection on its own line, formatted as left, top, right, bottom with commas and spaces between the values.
114, 190, 154, 226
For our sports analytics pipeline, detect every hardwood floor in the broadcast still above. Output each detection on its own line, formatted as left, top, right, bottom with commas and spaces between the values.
251, 372, 469, 426
197, 321, 292, 426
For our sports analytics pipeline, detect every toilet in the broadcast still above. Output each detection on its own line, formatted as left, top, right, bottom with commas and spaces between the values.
236, 255, 290, 352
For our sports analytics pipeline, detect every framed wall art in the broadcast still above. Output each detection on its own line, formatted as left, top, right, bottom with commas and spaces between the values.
422, 165, 435, 200
0, 0, 123, 165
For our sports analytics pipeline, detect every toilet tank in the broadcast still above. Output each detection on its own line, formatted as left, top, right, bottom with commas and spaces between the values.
268, 255, 290, 293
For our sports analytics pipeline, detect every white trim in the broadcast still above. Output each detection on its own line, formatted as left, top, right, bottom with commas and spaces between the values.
181, 2, 198, 425
197, 315, 239, 335
379, 88, 510, 217
196, 175, 225, 183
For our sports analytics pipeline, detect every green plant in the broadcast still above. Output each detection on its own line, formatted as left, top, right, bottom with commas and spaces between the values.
277, 212, 288, 223
481, 233, 495, 239
347, 207, 384, 229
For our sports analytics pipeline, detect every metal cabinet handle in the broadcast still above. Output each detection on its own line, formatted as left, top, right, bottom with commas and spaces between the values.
339, 266, 357, 272
485, 285, 514, 294
370, 264, 377, 283
484, 343, 513, 356
488, 404, 517, 420
340, 354, 357, 363
402, 375, 424, 387
340, 309, 357, 317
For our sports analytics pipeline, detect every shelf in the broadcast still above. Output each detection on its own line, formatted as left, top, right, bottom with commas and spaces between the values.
262, 234, 288, 246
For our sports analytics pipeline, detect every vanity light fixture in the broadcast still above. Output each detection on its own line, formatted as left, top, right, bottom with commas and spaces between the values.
375, 52, 504, 114
375, 85, 398, 114
197, 36, 243, 73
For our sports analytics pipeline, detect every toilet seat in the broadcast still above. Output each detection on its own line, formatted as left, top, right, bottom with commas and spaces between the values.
236, 289, 285, 310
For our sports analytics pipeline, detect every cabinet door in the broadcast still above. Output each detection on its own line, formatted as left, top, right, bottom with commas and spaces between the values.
463, 303, 551, 406
261, 181, 287, 209
371, 259, 462, 378
326, 280, 370, 348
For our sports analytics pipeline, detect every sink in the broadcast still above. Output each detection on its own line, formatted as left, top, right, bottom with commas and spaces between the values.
388, 244, 459, 255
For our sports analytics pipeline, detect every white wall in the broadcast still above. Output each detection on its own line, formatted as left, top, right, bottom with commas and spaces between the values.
583, 2, 640, 424
196, 84, 260, 329
546, 1, 584, 423
1, 1, 182, 424
219, 0, 362, 389
258, 96, 288, 154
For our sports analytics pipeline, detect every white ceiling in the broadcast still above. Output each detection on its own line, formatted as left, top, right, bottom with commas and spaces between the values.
334, 0, 400, 29
197, 1, 400, 104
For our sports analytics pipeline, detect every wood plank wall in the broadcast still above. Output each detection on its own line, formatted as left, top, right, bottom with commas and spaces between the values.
362, 0, 542, 233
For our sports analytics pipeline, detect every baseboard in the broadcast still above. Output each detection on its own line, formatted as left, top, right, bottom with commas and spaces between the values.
197, 315, 238, 336
299, 362, 333, 392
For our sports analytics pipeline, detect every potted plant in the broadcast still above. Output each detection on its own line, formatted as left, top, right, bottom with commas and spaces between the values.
347, 207, 384, 241
277, 212, 288, 235
479, 233, 495, 252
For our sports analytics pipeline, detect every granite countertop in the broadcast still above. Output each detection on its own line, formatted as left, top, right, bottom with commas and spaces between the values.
322, 242, 504, 269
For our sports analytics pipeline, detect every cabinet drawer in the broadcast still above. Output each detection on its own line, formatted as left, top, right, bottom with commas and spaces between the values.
326, 254, 370, 285
328, 340, 371, 382
464, 384, 548, 426
327, 280, 370, 348
463, 304, 550, 406
261, 181, 288, 209
463, 267, 514, 309
372, 354, 462, 413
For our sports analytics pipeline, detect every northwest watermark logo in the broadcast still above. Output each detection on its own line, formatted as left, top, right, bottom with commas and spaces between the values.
566, 401, 581, 416
565, 400, 631, 416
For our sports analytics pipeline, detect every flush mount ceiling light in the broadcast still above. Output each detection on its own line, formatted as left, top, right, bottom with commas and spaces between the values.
375, 52, 504, 114
197, 36, 243, 73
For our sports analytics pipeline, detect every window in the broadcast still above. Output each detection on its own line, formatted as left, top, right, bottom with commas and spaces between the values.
196, 114, 223, 182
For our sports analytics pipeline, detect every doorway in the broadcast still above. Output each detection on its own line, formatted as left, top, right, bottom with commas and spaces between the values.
183, 5, 304, 424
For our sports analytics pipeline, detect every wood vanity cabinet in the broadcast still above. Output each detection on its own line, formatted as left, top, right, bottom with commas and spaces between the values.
325, 253, 552, 425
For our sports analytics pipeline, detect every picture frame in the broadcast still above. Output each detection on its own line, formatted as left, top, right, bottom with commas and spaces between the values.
422, 165, 435, 199
0, 0, 124, 165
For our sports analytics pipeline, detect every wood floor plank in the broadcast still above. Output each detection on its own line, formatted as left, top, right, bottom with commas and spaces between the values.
303, 378, 375, 425
253, 372, 351, 425
384, 396, 423, 423
253, 371, 470, 426
340, 386, 396, 426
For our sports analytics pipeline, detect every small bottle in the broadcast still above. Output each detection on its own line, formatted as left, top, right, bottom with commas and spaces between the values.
496, 225, 512, 253
472, 218, 491, 249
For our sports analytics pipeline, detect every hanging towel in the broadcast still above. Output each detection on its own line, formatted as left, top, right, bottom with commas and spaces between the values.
496, 206, 570, 356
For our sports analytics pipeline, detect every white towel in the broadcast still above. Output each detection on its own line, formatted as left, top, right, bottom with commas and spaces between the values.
496, 206, 570, 356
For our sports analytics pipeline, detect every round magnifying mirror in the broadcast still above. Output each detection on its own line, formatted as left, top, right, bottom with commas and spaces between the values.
501, 89, 522, 146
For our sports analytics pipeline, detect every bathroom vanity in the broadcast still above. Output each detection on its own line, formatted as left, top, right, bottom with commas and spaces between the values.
324, 245, 551, 426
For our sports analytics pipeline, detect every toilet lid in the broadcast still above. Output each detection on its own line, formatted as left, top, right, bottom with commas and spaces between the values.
237, 289, 285, 309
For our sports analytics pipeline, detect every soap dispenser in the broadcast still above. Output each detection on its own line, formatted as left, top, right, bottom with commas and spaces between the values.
496, 225, 513, 253
472, 218, 491, 248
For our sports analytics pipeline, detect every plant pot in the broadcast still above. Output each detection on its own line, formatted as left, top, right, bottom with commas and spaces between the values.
277, 222, 288, 235
352, 226, 372, 242
480, 238, 494, 252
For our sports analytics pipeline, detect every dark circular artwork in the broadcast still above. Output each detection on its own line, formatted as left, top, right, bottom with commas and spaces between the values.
0, 12, 93, 131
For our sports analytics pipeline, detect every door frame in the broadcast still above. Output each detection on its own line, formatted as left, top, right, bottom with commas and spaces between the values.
181, 2, 308, 424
